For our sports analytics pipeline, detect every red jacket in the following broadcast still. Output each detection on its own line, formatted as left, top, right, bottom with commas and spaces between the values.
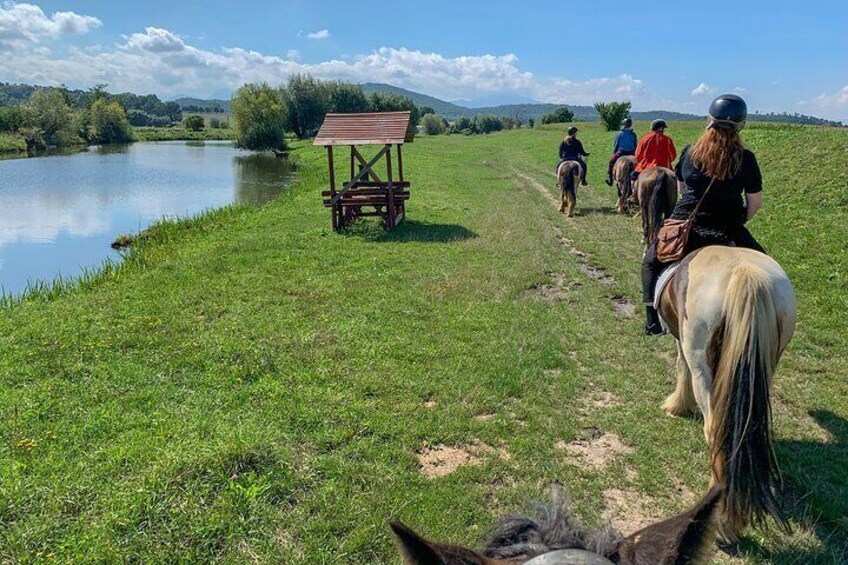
635, 131, 677, 172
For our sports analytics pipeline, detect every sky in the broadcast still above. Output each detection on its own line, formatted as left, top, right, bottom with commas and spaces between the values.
1, 0, 847, 120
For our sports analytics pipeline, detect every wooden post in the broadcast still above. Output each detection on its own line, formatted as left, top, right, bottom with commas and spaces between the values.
397, 144, 404, 182
385, 144, 395, 229
327, 145, 338, 230
350, 145, 355, 182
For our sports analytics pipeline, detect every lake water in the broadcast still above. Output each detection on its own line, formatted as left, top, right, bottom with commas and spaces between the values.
0, 141, 296, 296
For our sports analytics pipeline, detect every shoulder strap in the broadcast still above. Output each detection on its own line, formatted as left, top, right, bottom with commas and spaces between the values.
689, 177, 716, 220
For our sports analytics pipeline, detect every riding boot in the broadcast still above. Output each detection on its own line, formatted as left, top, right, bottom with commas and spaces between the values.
645, 306, 664, 336
605, 172, 613, 186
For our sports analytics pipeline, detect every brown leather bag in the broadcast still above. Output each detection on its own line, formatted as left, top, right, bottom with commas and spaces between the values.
656, 178, 716, 263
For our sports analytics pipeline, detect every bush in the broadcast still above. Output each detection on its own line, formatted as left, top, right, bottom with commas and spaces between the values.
422, 114, 447, 135
472, 114, 502, 134
89, 99, 133, 143
209, 117, 221, 129
528, 118, 535, 129
451, 116, 473, 134
594, 101, 632, 131
184, 115, 205, 131
231, 83, 287, 151
500, 116, 516, 130
540, 106, 575, 124
419, 105, 435, 116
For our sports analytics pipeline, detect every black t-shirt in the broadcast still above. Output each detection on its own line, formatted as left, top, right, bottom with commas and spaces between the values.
671, 145, 762, 228
559, 138, 588, 161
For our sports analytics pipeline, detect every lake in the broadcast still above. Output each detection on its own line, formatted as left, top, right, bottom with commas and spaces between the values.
0, 141, 296, 296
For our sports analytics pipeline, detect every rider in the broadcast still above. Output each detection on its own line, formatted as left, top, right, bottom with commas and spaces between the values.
632, 119, 677, 183
557, 126, 589, 186
605, 117, 637, 186
642, 94, 765, 335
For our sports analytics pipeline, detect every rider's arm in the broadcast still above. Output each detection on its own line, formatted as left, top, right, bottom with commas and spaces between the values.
745, 192, 762, 220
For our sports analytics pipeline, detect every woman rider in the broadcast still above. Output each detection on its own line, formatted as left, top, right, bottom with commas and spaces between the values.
557, 126, 590, 186
605, 117, 637, 186
642, 94, 765, 335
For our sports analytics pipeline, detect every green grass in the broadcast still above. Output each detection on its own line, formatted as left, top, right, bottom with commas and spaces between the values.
0, 123, 846, 563
0, 132, 26, 153
133, 126, 236, 142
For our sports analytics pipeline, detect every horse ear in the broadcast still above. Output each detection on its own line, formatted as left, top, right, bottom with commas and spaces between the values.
390, 522, 491, 565
614, 485, 723, 565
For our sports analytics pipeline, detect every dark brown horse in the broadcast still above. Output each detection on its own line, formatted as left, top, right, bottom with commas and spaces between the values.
393, 485, 723, 564
612, 155, 636, 214
633, 166, 677, 250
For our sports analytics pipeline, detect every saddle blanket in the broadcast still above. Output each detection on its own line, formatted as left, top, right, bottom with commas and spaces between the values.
654, 261, 682, 311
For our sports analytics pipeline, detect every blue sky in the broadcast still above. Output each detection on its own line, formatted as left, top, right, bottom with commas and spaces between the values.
2, 1, 847, 120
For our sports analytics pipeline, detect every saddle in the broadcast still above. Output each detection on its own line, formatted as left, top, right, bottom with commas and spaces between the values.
653, 261, 682, 313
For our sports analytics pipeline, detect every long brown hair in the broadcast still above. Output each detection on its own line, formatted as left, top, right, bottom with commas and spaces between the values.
688, 123, 744, 181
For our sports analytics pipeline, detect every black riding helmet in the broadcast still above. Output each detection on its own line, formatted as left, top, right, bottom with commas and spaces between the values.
650, 119, 667, 131
708, 94, 747, 130
621, 118, 632, 128
567, 126, 579, 135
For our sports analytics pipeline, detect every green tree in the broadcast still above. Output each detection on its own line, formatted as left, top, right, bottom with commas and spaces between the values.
184, 115, 205, 131
231, 83, 287, 151
89, 99, 133, 143
528, 118, 535, 129
368, 92, 420, 126
164, 102, 183, 124
419, 105, 435, 116
422, 113, 447, 135
280, 74, 330, 139
451, 116, 473, 133
472, 114, 502, 134
327, 81, 370, 114
540, 106, 575, 124
23, 88, 78, 146
0, 105, 25, 132
594, 101, 632, 131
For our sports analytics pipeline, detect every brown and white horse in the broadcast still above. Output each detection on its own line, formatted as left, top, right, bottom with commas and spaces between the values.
634, 166, 677, 250
556, 161, 581, 217
613, 155, 636, 214
657, 246, 796, 541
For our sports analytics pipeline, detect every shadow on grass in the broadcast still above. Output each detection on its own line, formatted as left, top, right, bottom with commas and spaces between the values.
722, 410, 848, 563
576, 205, 620, 217
344, 219, 477, 244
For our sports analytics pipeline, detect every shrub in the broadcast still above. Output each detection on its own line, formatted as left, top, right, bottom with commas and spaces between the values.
184, 115, 205, 131
209, 117, 221, 129
528, 118, 535, 128
231, 83, 287, 151
23, 88, 78, 146
451, 116, 473, 134
594, 101, 632, 131
540, 106, 574, 124
0, 105, 25, 132
472, 114, 502, 134
368, 92, 420, 126
500, 116, 516, 130
89, 99, 133, 143
422, 113, 447, 135
327, 81, 370, 114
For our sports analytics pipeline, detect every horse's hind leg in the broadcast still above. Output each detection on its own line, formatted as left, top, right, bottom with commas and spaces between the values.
567, 189, 576, 217
681, 337, 715, 443
662, 340, 699, 417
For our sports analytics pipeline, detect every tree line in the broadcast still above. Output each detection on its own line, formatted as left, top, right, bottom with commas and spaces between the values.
232, 75, 422, 150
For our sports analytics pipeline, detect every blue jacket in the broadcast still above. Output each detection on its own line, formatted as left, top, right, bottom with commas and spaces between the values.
613, 129, 637, 152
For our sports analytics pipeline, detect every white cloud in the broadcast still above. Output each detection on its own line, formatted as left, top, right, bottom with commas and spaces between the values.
124, 27, 186, 53
286, 49, 301, 61
733, 86, 748, 94
307, 29, 329, 40
798, 84, 848, 120
0, 2, 100, 50
543, 74, 644, 105
690, 82, 714, 96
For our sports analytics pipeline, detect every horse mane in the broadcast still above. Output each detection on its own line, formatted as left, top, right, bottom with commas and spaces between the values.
481, 486, 622, 559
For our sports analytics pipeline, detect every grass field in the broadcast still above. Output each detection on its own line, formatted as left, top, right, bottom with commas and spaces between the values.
0, 122, 846, 563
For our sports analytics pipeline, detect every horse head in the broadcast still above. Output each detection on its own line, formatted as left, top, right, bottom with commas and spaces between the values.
392, 484, 723, 565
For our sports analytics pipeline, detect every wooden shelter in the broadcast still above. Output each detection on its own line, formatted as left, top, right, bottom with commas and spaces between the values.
315, 111, 414, 230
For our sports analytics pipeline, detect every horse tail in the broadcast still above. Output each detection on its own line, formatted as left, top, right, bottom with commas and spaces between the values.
562, 164, 576, 198
646, 169, 668, 244
709, 263, 785, 535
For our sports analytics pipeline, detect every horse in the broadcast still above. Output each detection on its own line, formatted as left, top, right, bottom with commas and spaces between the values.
633, 166, 677, 250
392, 484, 723, 564
556, 161, 581, 217
657, 246, 796, 541
612, 156, 636, 214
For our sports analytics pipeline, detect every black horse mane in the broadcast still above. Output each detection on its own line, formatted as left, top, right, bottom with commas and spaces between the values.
481, 486, 622, 559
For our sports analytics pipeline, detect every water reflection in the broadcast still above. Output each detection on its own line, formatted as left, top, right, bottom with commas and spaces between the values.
234, 153, 297, 206
0, 142, 295, 295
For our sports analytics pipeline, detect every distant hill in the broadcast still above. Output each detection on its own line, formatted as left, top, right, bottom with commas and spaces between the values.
172, 97, 230, 113
361, 83, 467, 117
